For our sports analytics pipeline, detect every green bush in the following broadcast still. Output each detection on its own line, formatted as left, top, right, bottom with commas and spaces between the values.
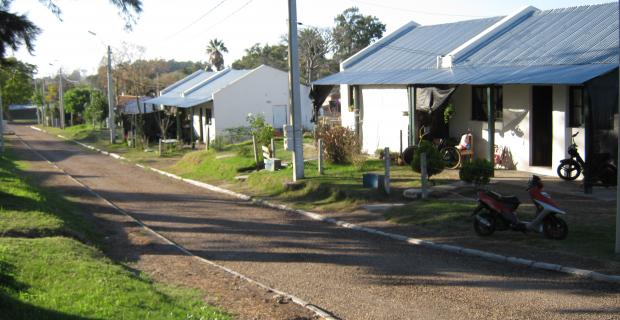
315, 124, 360, 164
211, 136, 226, 151
247, 113, 274, 146
459, 158, 494, 185
411, 140, 444, 178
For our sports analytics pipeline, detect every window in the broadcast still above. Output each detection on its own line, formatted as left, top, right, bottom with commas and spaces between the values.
569, 86, 588, 127
471, 86, 503, 121
205, 108, 212, 125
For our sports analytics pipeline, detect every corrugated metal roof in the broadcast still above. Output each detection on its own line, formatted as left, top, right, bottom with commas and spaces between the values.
160, 70, 215, 96
314, 3, 619, 86
460, 3, 619, 67
345, 17, 502, 72
145, 68, 252, 108
313, 64, 617, 85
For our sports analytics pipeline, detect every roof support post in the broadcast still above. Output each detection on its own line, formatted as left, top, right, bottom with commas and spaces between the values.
584, 88, 593, 194
487, 86, 495, 163
407, 85, 417, 146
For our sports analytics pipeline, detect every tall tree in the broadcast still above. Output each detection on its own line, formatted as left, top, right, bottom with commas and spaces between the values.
232, 43, 288, 71
298, 27, 333, 84
84, 89, 107, 128
206, 38, 228, 71
63, 86, 91, 125
0, 0, 142, 63
0, 57, 35, 118
332, 7, 385, 62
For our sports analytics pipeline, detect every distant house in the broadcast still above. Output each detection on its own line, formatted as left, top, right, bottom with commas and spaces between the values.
314, 3, 619, 176
146, 65, 314, 144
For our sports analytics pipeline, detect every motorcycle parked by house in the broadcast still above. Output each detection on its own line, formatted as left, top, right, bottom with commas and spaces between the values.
556, 132, 617, 186
472, 175, 568, 240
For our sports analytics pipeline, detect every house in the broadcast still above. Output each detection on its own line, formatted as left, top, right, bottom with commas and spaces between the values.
314, 3, 619, 177
146, 65, 314, 144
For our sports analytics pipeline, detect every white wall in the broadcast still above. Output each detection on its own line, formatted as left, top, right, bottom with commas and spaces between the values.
191, 101, 214, 143
340, 84, 355, 130
359, 85, 409, 154
211, 65, 313, 135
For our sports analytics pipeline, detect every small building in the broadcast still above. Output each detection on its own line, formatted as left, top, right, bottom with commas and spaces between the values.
146, 65, 314, 144
314, 3, 619, 177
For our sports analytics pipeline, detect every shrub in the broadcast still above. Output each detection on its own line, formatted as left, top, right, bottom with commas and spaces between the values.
247, 113, 274, 146
459, 158, 494, 185
211, 136, 226, 151
411, 140, 445, 178
315, 124, 360, 164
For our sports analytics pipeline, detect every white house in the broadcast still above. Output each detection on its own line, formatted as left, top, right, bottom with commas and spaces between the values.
314, 3, 618, 177
147, 65, 313, 143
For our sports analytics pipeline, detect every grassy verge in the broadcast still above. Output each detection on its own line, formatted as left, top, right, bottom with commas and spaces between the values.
168, 141, 445, 212
0, 145, 230, 319
385, 200, 619, 263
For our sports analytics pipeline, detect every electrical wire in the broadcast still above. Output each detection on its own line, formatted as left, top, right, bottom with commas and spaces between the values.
163, 0, 230, 41
341, 0, 485, 18
201, 0, 255, 34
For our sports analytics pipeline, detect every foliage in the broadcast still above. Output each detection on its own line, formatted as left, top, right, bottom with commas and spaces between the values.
206, 38, 228, 71
444, 103, 455, 124
232, 43, 288, 71
411, 140, 445, 178
211, 136, 226, 151
246, 113, 274, 147
0, 58, 35, 114
315, 124, 360, 164
84, 90, 107, 126
332, 7, 386, 61
298, 27, 333, 84
63, 86, 91, 115
0, 1, 142, 62
459, 158, 494, 185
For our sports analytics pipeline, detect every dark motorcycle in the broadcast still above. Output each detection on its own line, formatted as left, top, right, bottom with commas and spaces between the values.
557, 132, 617, 186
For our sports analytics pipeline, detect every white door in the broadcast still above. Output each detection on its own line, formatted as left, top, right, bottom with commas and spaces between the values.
272, 105, 288, 130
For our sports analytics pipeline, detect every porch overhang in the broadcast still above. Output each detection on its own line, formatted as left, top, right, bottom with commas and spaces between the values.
313, 64, 618, 86
144, 96, 213, 109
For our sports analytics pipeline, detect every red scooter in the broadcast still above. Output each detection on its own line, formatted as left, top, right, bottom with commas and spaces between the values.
472, 175, 568, 240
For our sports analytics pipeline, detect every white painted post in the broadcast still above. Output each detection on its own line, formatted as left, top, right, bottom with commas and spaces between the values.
421, 152, 429, 199
287, 0, 304, 181
384, 147, 390, 195
206, 126, 210, 150
318, 139, 324, 175
158, 138, 162, 156
271, 138, 276, 159
252, 134, 260, 170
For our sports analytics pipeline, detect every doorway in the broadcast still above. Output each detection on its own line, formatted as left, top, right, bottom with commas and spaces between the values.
531, 86, 553, 166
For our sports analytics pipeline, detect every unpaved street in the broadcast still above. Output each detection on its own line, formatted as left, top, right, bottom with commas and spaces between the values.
10, 124, 620, 320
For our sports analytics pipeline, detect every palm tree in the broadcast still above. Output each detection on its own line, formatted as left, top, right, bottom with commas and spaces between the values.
206, 39, 228, 71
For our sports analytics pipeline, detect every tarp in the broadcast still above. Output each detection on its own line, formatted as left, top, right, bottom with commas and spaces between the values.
313, 64, 618, 86
415, 86, 456, 113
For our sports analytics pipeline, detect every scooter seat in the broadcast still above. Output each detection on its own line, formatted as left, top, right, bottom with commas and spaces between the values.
487, 191, 521, 206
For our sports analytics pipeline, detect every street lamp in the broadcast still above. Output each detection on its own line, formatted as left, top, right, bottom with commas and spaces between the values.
88, 30, 116, 144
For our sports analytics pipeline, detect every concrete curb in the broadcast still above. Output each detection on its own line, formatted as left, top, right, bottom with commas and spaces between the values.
26, 126, 339, 320
29, 125, 620, 285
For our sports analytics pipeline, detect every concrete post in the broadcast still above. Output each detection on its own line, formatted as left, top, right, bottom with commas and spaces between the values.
384, 147, 390, 195
107, 45, 116, 144
421, 152, 429, 199
318, 139, 324, 175
252, 134, 260, 170
270, 138, 276, 159
206, 126, 210, 150
287, 0, 304, 181
158, 138, 162, 156
487, 86, 495, 163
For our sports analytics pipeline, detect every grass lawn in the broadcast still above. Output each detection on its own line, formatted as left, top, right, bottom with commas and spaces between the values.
0, 144, 229, 319
169, 140, 443, 212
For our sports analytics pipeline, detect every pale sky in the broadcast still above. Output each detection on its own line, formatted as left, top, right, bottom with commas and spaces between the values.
10, 0, 614, 77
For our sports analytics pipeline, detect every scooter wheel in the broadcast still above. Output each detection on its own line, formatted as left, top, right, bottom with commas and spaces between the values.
557, 160, 581, 181
543, 215, 568, 240
473, 210, 496, 237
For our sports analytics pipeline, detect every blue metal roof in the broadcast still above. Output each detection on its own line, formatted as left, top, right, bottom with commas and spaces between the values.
159, 70, 215, 96
460, 3, 619, 67
313, 64, 617, 86
344, 17, 502, 72
314, 3, 619, 86
145, 68, 253, 108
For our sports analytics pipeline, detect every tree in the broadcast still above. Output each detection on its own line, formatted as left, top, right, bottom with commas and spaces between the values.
332, 7, 385, 62
0, 57, 35, 119
0, 0, 142, 63
85, 89, 107, 128
232, 43, 288, 71
298, 27, 333, 84
64, 86, 91, 125
206, 38, 228, 71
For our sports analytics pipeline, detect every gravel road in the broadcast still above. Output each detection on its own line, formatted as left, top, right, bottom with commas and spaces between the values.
11, 124, 620, 320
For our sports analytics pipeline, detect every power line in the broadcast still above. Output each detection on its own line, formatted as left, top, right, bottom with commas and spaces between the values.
343, 0, 485, 18
202, 0, 255, 34
164, 0, 230, 41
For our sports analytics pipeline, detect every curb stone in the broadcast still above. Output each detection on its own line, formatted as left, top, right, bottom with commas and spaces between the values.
29, 125, 620, 285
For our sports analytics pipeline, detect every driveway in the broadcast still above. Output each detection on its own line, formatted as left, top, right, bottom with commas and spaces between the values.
9, 124, 620, 320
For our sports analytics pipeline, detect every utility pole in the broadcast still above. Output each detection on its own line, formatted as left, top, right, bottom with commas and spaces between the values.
287, 0, 304, 181
0, 92, 4, 153
58, 68, 65, 129
107, 45, 116, 143
616, 2, 620, 254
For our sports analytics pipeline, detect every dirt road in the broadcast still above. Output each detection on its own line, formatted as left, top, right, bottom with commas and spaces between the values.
10, 124, 620, 320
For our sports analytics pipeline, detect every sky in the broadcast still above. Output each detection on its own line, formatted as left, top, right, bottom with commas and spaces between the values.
10, 0, 614, 77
